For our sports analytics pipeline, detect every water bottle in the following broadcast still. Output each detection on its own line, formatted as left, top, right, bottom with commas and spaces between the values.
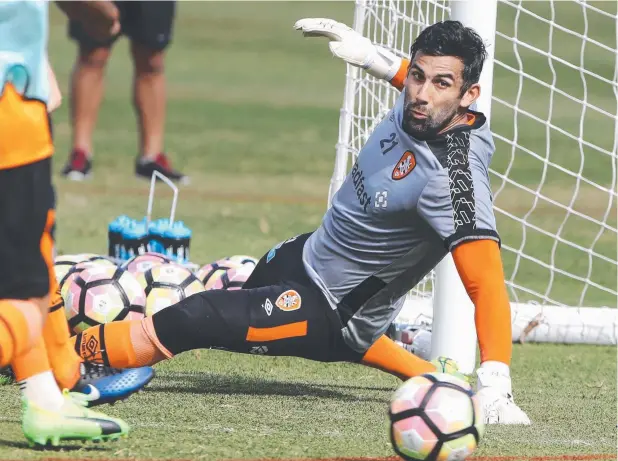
163, 221, 192, 263
148, 218, 169, 255
108, 215, 131, 260
121, 220, 149, 261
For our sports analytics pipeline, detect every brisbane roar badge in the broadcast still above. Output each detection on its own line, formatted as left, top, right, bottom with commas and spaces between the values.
275, 290, 302, 312
392, 151, 416, 180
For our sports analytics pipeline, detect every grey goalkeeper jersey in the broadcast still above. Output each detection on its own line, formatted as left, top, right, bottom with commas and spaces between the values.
302, 91, 500, 354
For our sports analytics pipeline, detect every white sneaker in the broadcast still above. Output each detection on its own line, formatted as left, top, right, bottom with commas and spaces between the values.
475, 362, 531, 425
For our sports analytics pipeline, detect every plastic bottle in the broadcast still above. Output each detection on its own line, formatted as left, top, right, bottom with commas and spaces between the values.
148, 218, 169, 255
108, 215, 131, 260
163, 221, 192, 263
122, 220, 149, 261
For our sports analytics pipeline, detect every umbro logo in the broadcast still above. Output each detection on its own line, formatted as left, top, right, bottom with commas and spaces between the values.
85, 336, 98, 355
262, 298, 273, 316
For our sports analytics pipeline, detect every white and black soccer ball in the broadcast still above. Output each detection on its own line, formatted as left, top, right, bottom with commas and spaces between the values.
56, 257, 116, 291
61, 265, 146, 335
389, 372, 484, 461
122, 252, 173, 276
211, 265, 254, 291
196, 258, 243, 290
136, 263, 205, 316
54, 253, 115, 287
225, 254, 258, 267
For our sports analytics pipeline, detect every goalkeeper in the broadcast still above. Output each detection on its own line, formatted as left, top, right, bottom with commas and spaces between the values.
72, 19, 530, 425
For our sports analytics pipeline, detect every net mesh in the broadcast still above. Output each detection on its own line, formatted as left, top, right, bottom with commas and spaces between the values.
333, 0, 617, 311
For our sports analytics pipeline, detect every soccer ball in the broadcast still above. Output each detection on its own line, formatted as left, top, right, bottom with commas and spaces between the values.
196, 258, 243, 290
225, 255, 258, 267
389, 373, 484, 461
137, 263, 205, 316
54, 253, 114, 286
211, 265, 254, 290
55, 256, 116, 288
122, 252, 172, 276
62, 259, 117, 287
61, 265, 146, 335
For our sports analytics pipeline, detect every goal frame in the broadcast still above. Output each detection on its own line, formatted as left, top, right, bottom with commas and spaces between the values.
329, 0, 617, 373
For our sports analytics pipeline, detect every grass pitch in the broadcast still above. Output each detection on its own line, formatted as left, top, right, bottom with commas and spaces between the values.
0, 345, 615, 460
0, 2, 614, 460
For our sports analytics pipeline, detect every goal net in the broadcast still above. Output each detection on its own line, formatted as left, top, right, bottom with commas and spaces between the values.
332, 0, 617, 346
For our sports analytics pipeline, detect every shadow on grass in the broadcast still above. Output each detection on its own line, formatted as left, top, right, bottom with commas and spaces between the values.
0, 438, 108, 452
326, 383, 395, 392
148, 372, 389, 403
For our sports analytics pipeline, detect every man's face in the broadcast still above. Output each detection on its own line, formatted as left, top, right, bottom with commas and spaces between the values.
402, 52, 472, 138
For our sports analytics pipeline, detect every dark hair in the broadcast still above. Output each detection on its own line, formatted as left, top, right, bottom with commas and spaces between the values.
410, 20, 487, 94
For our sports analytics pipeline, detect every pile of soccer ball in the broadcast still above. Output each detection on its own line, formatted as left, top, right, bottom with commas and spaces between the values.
54, 252, 258, 335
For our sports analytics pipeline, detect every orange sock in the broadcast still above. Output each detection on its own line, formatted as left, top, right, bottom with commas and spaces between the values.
0, 300, 44, 367
11, 336, 52, 382
43, 292, 82, 389
361, 335, 436, 380
72, 318, 169, 368
72, 325, 111, 366
38, 209, 82, 387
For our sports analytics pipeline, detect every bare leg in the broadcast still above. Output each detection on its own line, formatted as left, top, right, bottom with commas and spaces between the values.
131, 41, 166, 158
70, 45, 111, 155
62, 45, 111, 179
131, 41, 186, 182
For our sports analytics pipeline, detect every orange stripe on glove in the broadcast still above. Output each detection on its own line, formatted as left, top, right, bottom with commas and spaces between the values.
389, 58, 410, 91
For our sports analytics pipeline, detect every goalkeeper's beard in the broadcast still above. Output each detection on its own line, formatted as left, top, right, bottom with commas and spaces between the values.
402, 101, 459, 140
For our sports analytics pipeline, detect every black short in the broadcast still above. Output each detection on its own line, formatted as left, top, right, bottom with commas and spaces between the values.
0, 158, 55, 300
153, 233, 363, 363
69, 1, 176, 51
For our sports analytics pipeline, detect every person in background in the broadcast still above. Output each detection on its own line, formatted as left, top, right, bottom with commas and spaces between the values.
61, 1, 187, 183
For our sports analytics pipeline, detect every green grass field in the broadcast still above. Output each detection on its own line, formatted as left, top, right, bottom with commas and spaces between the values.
0, 2, 615, 460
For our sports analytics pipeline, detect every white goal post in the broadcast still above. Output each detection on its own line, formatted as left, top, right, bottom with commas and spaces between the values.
330, 0, 618, 373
